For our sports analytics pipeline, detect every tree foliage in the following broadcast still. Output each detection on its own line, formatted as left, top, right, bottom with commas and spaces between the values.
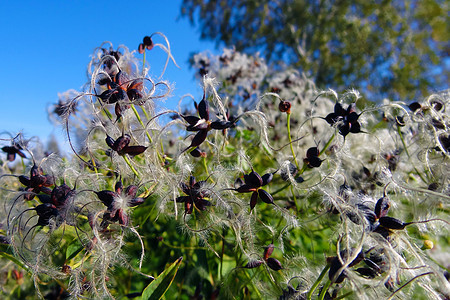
181, 0, 449, 101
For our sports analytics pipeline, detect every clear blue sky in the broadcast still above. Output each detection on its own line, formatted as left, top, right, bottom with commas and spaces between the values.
0, 1, 217, 152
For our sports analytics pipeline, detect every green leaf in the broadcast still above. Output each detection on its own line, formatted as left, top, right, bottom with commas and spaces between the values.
141, 257, 183, 300
0, 251, 30, 274
66, 238, 83, 261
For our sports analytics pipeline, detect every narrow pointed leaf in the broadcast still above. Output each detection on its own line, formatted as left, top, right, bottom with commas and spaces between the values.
66, 238, 84, 261
141, 257, 183, 300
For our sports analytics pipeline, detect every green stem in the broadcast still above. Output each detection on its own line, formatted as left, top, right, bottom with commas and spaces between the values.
287, 113, 300, 170
123, 155, 139, 178
103, 107, 113, 120
131, 104, 153, 144
244, 271, 262, 298
202, 156, 211, 179
271, 183, 291, 196
21, 157, 26, 172
319, 133, 335, 156
335, 291, 353, 300
307, 264, 330, 300
318, 279, 332, 300
298, 163, 308, 176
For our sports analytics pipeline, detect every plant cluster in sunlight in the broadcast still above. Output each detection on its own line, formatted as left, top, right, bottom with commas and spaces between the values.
0, 34, 449, 299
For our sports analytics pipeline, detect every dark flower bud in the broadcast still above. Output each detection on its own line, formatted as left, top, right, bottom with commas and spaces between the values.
379, 216, 407, 230
113, 134, 131, 152
430, 99, 443, 111
198, 97, 210, 121
129, 197, 145, 207
196, 199, 212, 211
115, 181, 124, 194
30, 165, 43, 178
210, 120, 233, 130
114, 71, 127, 86
143, 36, 153, 49
334, 102, 345, 115
305, 156, 323, 168
138, 43, 145, 54
35, 203, 58, 226
125, 185, 138, 198
395, 116, 405, 127
258, 189, 274, 204
117, 209, 129, 226
95, 190, 116, 207
236, 184, 256, 193
122, 145, 147, 157
278, 100, 291, 113
187, 122, 209, 131
185, 201, 194, 214
244, 170, 263, 188
364, 258, 382, 273
325, 112, 339, 125
408, 102, 422, 112
306, 147, 320, 159
263, 244, 274, 260
0, 235, 9, 244
356, 267, 378, 278
250, 191, 258, 210
98, 89, 118, 103
375, 197, 390, 219
427, 183, 439, 191
234, 177, 245, 189
105, 136, 115, 149
266, 257, 283, 271
19, 175, 30, 186
338, 123, 350, 136
188, 130, 208, 149
347, 111, 359, 123
37, 194, 52, 204
261, 172, 273, 186
176, 196, 188, 203
51, 184, 73, 208
127, 89, 144, 101
182, 115, 201, 126
189, 147, 207, 158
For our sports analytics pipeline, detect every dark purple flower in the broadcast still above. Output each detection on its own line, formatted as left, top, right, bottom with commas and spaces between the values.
176, 176, 211, 214
97, 70, 144, 120
181, 94, 236, 152
235, 170, 274, 210
105, 134, 147, 157
2, 144, 26, 162
95, 181, 145, 228
325, 102, 362, 137
19, 164, 54, 201
244, 243, 283, 271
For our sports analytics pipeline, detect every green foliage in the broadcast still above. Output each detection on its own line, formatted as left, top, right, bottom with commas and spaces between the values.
181, 0, 449, 101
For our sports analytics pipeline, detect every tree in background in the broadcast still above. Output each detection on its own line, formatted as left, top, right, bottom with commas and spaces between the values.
181, 0, 449, 101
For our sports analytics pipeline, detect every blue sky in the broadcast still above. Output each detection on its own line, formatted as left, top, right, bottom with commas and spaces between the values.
0, 1, 217, 152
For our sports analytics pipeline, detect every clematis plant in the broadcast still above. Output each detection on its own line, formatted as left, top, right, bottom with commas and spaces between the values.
234, 169, 274, 210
